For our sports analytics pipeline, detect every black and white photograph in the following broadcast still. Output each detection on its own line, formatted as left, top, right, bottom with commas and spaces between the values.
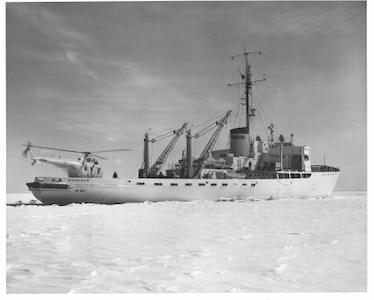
5, 0, 368, 295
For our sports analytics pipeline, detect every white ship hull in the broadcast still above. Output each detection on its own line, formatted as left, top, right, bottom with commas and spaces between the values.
28, 171, 339, 205
24, 51, 341, 206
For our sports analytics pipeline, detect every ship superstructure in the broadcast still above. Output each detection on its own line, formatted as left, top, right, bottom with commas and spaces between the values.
26, 50, 340, 205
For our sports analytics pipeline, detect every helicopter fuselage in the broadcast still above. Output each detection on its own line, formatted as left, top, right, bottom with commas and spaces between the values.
29, 151, 103, 178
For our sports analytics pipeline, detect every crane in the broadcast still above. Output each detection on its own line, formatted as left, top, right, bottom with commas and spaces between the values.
192, 110, 232, 176
149, 122, 188, 177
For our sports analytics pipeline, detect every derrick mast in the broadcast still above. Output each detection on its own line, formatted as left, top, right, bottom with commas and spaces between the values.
185, 129, 194, 178
139, 132, 151, 178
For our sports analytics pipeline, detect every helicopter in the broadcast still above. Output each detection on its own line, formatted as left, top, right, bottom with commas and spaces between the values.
21, 141, 132, 178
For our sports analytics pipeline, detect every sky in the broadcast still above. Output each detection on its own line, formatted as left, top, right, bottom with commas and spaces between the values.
5, 1, 367, 193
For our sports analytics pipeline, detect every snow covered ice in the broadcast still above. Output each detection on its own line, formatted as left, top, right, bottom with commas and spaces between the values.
6, 191, 366, 293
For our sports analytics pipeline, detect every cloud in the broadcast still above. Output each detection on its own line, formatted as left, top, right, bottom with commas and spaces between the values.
9, 3, 98, 83
65, 50, 99, 82
10, 3, 90, 45
238, 2, 365, 38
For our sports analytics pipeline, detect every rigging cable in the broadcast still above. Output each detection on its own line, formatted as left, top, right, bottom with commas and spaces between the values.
253, 87, 271, 132
149, 122, 186, 143
259, 83, 275, 124
150, 123, 182, 135
263, 80, 279, 127
255, 105, 271, 139
230, 85, 244, 128
192, 111, 228, 131
255, 84, 270, 123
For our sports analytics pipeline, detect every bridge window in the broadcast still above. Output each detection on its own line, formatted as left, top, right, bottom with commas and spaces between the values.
185, 183, 192, 186
136, 182, 145, 185
154, 183, 163, 186
211, 183, 217, 186
291, 173, 301, 178
222, 183, 228, 186
302, 173, 312, 178
171, 183, 178, 186
199, 183, 205, 186
242, 183, 247, 186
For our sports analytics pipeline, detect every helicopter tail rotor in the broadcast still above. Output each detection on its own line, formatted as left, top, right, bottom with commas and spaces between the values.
21, 140, 34, 159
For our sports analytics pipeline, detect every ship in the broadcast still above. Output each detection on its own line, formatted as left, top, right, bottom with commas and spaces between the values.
26, 50, 340, 205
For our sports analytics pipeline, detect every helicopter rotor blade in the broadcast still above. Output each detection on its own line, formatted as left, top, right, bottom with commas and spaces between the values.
20, 143, 83, 154
91, 154, 108, 160
89, 149, 133, 160
90, 148, 133, 154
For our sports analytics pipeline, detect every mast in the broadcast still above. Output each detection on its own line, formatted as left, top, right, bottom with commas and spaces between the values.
142, 132, 151, 177
186, 129, 194, 178
268, 123, 275, 142
229, 48, 263, 137
245, 54, 252, 129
